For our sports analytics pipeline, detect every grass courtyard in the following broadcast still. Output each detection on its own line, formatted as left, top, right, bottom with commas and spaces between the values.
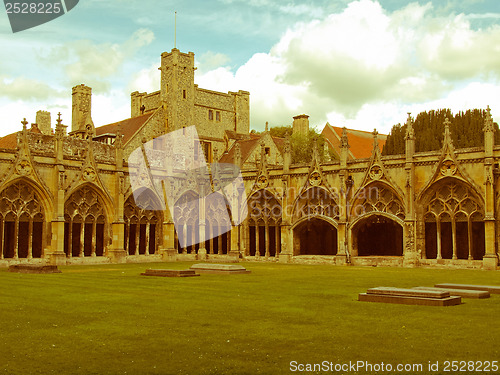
0, 262, 499, 374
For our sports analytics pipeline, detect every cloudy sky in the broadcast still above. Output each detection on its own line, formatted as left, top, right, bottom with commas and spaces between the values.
0, 0, 499, 137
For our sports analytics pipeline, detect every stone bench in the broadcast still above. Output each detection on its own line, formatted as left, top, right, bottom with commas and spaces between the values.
141, 269, 200, 277
434, 283, 500, 294
189, 263, 251, 274
8, 264, 61, 274
414, 286, 490, 299
358, 287, 461, 306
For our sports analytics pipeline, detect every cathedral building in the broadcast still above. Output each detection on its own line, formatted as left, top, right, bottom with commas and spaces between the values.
0, 48, 498, 270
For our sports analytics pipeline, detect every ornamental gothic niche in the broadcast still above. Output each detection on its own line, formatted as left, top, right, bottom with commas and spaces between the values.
0, 181, 45, 259
64, 186, 106, 258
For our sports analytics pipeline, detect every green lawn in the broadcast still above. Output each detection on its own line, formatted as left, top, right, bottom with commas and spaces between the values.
1, 262, 499, 374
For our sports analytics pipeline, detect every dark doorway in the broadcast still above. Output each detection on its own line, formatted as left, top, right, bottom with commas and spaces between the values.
294, 218, 338, 255
355, 216, 403, 256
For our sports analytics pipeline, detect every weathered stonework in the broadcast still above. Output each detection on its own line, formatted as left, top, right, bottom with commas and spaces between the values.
0, 50, 497, 270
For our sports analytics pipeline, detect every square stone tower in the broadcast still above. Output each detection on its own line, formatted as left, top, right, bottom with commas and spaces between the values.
159, 48, 196, 132
36, 110, 52, 135
293, 114, 309, 136
71, 84, 94, 138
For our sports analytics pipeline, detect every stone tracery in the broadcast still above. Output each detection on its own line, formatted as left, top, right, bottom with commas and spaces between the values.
0, 181, 45, 259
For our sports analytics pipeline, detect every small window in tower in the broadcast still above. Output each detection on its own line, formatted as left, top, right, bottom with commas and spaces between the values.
216, 111, 221, 122
265, 147, 270, 156
208, 110, 214, 120
183, 90, 186, 99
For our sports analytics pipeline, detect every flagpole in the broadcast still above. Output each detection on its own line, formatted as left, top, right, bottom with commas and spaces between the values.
174, 11, 177, 49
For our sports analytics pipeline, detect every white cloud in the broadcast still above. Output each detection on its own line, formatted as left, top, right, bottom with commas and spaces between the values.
38, 29, 155, 93
127, 62, 160, 94
0, 77, 64, 101
196, 0, 500, 132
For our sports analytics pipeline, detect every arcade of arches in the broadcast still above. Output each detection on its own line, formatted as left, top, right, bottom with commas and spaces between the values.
0, 179, 489, 265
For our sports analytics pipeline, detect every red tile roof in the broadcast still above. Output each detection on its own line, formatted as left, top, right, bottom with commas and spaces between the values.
95, 112, 153, 145
219, 134, 284, 164
322, 123, 387, 159
0, 133, 17, 149
0, 125, 43, 150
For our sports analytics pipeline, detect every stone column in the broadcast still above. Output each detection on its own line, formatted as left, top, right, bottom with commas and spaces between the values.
79, 222, 85, 257
242, 221, 249, 256
217, 226, 222, 255
209, 224, 214, 254
264, 222, 270, 258
91, 220, 97, 257
27, 218, 33, 259
230, 224, 239, 260
280, 223, 292, 263
67, 219, 73, 257
13, 217, 19, 259
482, 106, 498, 269
182, 223, 187, 254
0, 218, 3, 260
145, 223, 150, 255
135, 223, 140, 255
197, 193, 207, 260
436, 219, 442, 260
275, 224, 280, 258
124, 220, 129, 255
467, 218, 473, 260
190, 224, 197, 254
451, 217, 457, 260
255, 224, 260, 257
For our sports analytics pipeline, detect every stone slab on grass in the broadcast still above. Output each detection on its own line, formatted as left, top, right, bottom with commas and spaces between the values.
8, 264, 61, 274
366, 286, 450, 299
434, 283, 500, 294
190, 263, 251, 274
141, 269, 200, 277
359, 293, 462, 306
414, 286, 490, 299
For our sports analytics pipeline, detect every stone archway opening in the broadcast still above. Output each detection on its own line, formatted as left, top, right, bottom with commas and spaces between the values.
64, 186, 107, 258
293, 217, 337, 255
246, 189, 282, 258
353, 215, 403, 256
124, 190, 162, 256
423, 181, 485, 260
0, 181, 46, 259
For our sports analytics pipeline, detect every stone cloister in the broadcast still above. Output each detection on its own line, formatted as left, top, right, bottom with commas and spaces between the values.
0, 109, 498, 270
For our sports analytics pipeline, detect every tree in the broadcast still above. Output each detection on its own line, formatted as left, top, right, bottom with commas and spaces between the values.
382, 108, 500, 155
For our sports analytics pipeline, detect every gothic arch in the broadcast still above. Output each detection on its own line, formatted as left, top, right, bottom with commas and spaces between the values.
418, 177, 485, 260
350, 181, 405, 222
64, 184, 110, 257
246, 189, 282, 257
418, 176, 484, 210
292, 186, 339, 224
292, 216, 338, 256
350, 212, 404, 257
0, 179, 48, 259
174, 190, 200, 254
0, 177, 53, 218
124, 189, 163, 256
65, 182, 114, 222
206, 192, 232, 255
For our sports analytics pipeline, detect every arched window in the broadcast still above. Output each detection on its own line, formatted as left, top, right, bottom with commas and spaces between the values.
174, 191, 199, 254
423, 181, 484, 260
247, 189, 282, 257
0, 181, 45, 259
205, 192, 231, 255
124, 190, 162, 256
64, 186, 106, 257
